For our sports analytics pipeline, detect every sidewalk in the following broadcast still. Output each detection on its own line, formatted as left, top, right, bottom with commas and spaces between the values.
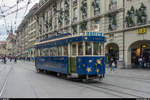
105, 66, 150, 80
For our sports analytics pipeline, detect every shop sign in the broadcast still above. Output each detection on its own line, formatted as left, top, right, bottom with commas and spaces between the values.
137, 28, 146, 34
142, 44, 146, 48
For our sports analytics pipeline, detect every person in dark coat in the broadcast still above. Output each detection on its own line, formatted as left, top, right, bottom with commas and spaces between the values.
14, 57, 17, 63
3, 56, 7, 64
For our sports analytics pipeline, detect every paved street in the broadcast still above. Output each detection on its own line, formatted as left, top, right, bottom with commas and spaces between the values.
0, 60, 150, 98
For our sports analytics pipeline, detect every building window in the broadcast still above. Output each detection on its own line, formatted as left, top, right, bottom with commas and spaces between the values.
73, 7, 78, 22
108, 14, 117, 31
109, 0, 117, 10
92, 0, 100, 15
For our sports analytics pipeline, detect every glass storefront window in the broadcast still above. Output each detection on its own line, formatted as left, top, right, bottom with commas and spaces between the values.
78, 42, 83, 55
86, 42, 92, 55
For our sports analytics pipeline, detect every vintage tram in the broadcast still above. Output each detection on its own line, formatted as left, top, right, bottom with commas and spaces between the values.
34, 32, 106, 80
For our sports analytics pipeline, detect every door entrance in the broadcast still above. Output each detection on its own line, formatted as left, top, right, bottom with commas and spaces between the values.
130, 40, 150, 68
106, 43, 119, 67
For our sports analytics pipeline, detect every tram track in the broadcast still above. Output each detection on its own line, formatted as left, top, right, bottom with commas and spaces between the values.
13, 62, 149, 98
84, 83, 144, 98
106, 74, 150, 83
0, 65, 13, 97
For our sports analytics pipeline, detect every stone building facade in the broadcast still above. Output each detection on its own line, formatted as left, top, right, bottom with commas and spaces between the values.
35, 0, 125, 66
0, 41, 7, 56
6, 33, 16, 57
15, 0, 150, 68
16, 3, 38, 60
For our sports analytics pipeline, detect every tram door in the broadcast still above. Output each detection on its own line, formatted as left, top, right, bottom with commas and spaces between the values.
69, 43, 77, 73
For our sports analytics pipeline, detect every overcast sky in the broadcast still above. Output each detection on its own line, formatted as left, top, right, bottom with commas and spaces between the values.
0, 0, 39, 41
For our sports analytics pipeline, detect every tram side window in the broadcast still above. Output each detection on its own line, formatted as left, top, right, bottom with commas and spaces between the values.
86, 42, 92, 55
50, 48, 53, 56
78, 42, 83, 55
41, 48, 49, 56
49, 47, 58, 56
58, 46, 62, 56
93, 42, 101, 55
72, 44, 77, 56
53, 47, 58, 56
63, 45, 68, 56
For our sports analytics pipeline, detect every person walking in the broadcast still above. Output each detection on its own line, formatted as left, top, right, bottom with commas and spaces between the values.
138, 57, 143, 68
111, 60, 115, 71
3, 56, 7, 64
110, 57, 113, 68
14, 57, 17, 63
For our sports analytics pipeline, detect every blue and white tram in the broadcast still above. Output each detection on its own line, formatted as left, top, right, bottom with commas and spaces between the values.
34, 32, 106, 80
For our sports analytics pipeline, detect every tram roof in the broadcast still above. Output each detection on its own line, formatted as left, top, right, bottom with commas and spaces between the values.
35, 32, 106, 48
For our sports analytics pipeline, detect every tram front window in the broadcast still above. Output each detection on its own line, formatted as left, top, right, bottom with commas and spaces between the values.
78, 42, 83, 55
72, 44, 77, 56
86, 42, 92, 55
94, 42, 101, 55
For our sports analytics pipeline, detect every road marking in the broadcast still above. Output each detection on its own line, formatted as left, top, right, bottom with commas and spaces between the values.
0, 77, 8, 97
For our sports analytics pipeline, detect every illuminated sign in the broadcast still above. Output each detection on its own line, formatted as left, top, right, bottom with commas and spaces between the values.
110, 47, 113, 50
137, 28, 146, 34
142, 44, 146, 48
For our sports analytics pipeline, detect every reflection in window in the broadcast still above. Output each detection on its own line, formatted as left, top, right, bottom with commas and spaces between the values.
78, 42, 83, 55
72, 44, 77, 56
58, 46, 62, 56
86, 42, 92, 55
93, 42, 101, 55
63, 45, 68, 56
41, 48, 49, 56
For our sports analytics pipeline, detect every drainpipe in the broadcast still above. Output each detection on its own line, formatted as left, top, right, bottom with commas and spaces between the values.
123, 0, 125, 67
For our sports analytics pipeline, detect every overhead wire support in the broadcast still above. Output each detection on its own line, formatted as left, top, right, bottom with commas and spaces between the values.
0, 6, 8, 35
24, 0, 31, 16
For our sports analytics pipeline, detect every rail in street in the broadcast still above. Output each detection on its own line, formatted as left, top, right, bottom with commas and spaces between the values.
0, 61, 150, 98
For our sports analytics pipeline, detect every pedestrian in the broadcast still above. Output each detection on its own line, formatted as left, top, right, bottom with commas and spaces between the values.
111, 60, 115, 71
14, 57, 17, 63
110, 57, 113, 68
143, 57, 147, 68
10, 57, 12, 62
3, 56, 7, 64
138, 57, 143, 68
